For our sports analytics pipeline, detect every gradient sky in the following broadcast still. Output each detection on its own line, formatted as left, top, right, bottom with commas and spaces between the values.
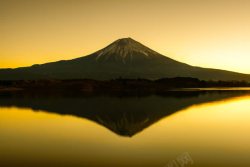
1, 0, 250, 74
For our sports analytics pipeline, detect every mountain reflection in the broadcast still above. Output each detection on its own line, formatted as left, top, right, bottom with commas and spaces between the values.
0, 91, 249, 137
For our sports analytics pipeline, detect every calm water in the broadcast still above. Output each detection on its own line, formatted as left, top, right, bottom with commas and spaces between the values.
0, 90, 250, 167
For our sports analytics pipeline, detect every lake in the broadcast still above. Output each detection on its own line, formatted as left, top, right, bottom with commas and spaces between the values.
0, 90, 250, 167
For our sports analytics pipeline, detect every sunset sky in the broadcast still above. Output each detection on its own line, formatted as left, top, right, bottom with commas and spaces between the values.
1, 0, 250, 74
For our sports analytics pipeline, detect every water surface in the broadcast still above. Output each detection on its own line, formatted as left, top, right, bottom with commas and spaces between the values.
0, 90, 250, 167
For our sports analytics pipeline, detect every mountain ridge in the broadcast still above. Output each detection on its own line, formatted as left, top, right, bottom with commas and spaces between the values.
0, 37, 250, 81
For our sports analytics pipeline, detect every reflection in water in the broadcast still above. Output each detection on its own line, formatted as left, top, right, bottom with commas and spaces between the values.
0, 91, 250, 167
1, 91, 250, 137
0, 91, 249, 137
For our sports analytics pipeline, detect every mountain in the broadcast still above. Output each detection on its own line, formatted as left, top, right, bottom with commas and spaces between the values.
0, 37, 250, 81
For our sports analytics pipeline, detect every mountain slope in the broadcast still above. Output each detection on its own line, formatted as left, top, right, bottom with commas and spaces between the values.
0, 38, 250, 81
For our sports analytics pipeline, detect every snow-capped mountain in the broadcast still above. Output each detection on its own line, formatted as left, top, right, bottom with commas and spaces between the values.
93, 38, 160, 63
0, 38, 250, 81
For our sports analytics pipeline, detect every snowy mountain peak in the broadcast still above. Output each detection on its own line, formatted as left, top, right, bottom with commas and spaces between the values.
114, 37, 139, 46
94, 38, 160, 63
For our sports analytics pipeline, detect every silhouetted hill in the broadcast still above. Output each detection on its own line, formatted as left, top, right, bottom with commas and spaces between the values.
0, 38, 250, 81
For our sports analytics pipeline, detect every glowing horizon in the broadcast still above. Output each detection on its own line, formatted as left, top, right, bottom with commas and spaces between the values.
1, 0, 250, 74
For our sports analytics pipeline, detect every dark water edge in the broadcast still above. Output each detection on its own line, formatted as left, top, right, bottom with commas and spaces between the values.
0, 78, 250, 94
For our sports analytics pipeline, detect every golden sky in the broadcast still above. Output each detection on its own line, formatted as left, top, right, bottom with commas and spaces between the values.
1, 0, 250, 74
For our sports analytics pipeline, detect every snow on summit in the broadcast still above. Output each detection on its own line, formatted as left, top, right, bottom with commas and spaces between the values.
94, 38, 159, 63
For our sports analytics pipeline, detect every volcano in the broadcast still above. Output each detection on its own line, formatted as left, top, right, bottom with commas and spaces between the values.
0, 37, 250, 81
